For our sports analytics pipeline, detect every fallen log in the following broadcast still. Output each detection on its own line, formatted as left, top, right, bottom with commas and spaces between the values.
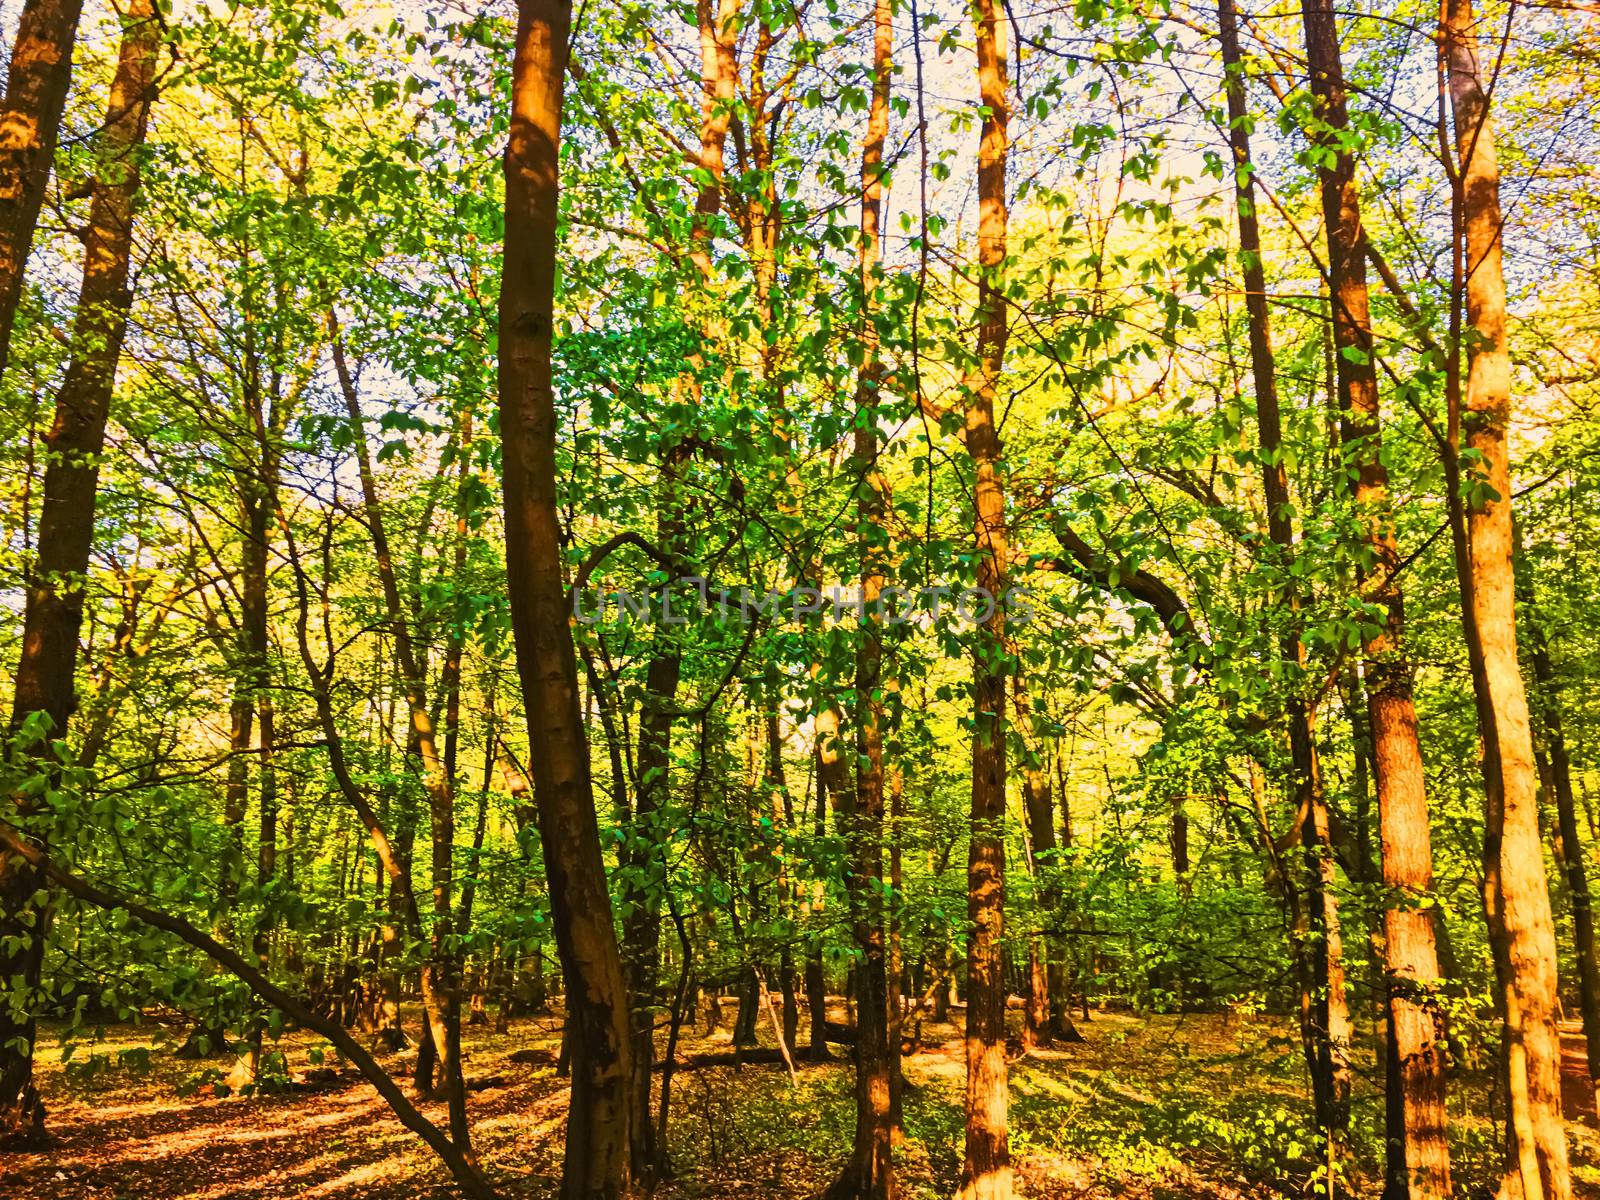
507, 1047, 559, 1067
653, 1045, 845, 1071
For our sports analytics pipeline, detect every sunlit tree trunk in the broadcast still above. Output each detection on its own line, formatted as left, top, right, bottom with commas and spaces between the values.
955, 3, 1012, 1196
1441, 1, 1569, 1193
1295, 0, 1450, 1186
0, 0, 157, 1144
499, 1, 635, 1193
0, 0, 85, 378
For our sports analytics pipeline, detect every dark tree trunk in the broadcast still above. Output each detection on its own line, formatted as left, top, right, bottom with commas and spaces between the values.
226, 467, 277, 1091
0, 0, 86, 378
826, 8, 895, 1188
806, 948, 830, 1061
0, 1, 157, 1144
1014, 675, 1079, 1047
415, 1021, 438, 1093
1522, 573, 1600, 1116
733, 967, 760, 1049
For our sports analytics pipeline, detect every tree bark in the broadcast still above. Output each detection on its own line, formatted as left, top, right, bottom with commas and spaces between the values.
331, 330, 468, 1147
807, 750, 832, 1062
619, 1, 739, 1169
0, 0, 157, 1144
1228, 0, 1354, 1142
955, 4, 1012, 1197
824, 2, 894, 1192
226, 413, 279, 1090
1442, 2, 1569, 1193
0, 0, 86, 378
1295, 0, 1446, 1185
1521, 567, 1600, 1116
499, 2, 635, 1194
1013, 674, 1079, 1047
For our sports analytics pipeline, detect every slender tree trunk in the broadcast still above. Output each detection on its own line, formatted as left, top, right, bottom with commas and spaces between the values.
499, 3, 634, 1193
620, 0, 739, 1169
956, 5, 1012, 1196
888, 765, 905, 1137
221, 689, 253, 924
1013, 674, 1079, 1046
622, 472, 683, 1175
807, 753, 832, 1061
1522, 571, 1600, 1115
1442, 3, 1568, 1193
1226, 0, 1355, 1144
440, 408, 473, 787
732, 956, 761, 1049
0, 0, 86, 378
1294, 0, 1447, 1186
331, 333, 468, 1147
226, 471, 277, 1090
378, 810, 413, 1052
1295, 730, 1351, 1144
825, 4, 894, 1192
0, 0, 157, 1143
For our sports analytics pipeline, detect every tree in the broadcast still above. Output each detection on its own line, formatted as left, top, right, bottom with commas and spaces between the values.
1442, 0, 1569, 1193
1, 0, 159, 1143
0, 0, 87, 377
955, 0, 1013, 1196
825, 0, 896, 1193
498, 0, 635, 1194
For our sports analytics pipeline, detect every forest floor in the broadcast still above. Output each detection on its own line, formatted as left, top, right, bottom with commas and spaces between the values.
5, 1003, 1600, 1200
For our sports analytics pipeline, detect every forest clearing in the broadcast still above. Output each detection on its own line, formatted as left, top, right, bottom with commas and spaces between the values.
2, 0, 1599, 1194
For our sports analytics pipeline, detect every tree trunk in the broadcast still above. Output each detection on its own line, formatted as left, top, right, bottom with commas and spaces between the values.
806, 947, 830, 1060
0, 0, 157, 1144
733, 963, 760, 1049
956, 4, 1012, 1197
1294, 0, 1447, 1185
1442, 2, 1569, 1193
0, 0, 86, 378
1522, 572, 1600, 1116
331, 334, 468, 1149
888, 767, 905, 1137
825, 3, 894, 1189
807, 748, 835, 1062
221, 689, 253, 922
498, 3, 634, 1193
1014, 674, 1079, 1046
227, 466, 277, 1091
